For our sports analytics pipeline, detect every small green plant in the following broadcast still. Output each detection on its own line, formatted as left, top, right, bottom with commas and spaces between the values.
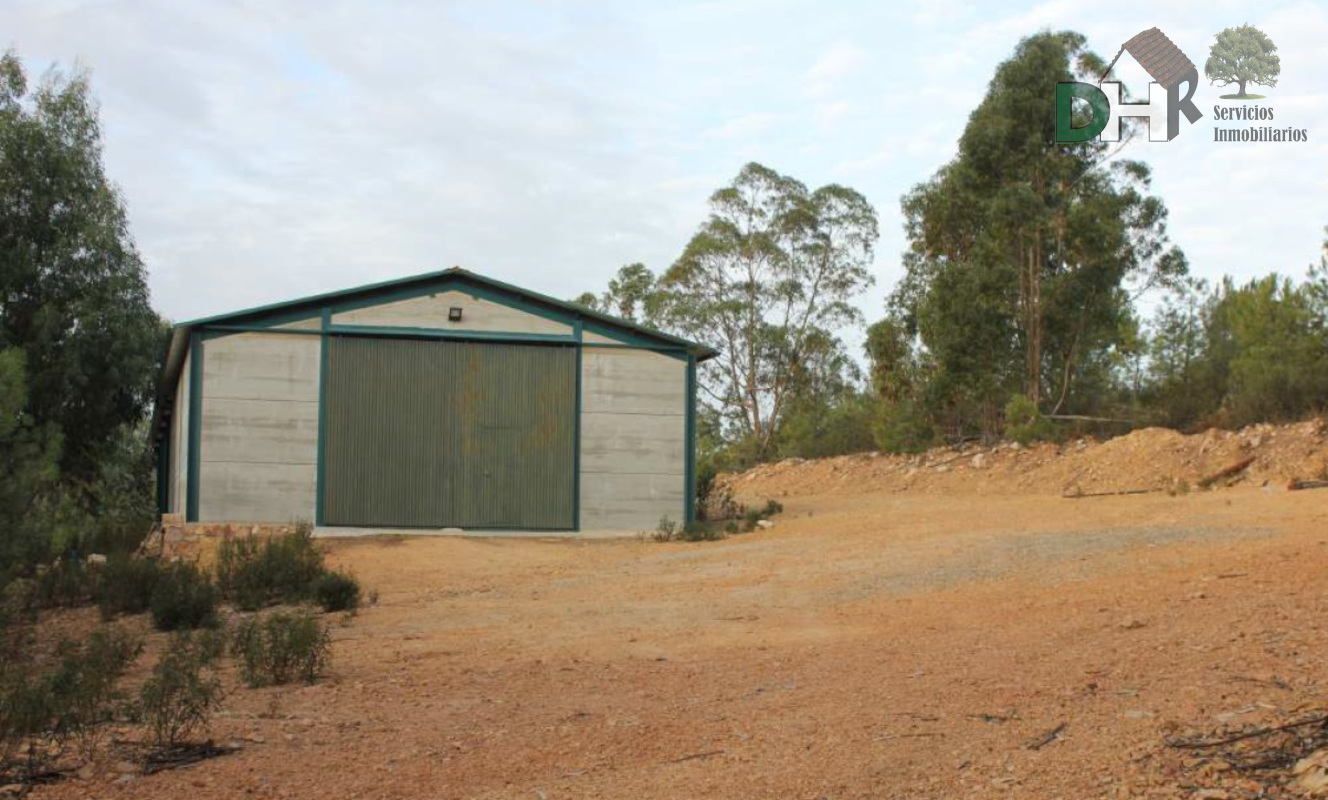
1003, 394, 1056, 446
1, 625, 141, 783
232, 610, 331, 688
96, 553, 161, 619
314, 571, 360, 613
216, 521, 328, 611
762, 499, 784, 517
1166, 478, 1192, 497
678, 523, 724, 542
724, 520, 740, 536
139, 630, 223, 749
34, 557, 96, 609
150, 561, 218, 632
648, 516, 679, 542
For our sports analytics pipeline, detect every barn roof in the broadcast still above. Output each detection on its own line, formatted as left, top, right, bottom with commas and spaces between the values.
1112, 28, 1197, 90
149, 267, 718, 444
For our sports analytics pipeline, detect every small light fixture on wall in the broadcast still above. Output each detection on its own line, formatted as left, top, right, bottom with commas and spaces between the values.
448, 307, 463, 322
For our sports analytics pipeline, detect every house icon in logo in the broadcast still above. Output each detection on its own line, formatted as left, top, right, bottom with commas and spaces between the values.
1056, 27, 1204, 143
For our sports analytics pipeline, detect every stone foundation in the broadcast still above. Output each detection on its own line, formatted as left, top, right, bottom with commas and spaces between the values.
143, 514, 303, 565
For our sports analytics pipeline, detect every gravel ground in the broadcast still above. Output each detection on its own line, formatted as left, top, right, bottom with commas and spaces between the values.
32, 488, 1328, 800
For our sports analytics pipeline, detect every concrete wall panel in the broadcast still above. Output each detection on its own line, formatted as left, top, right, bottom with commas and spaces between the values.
581, 412, 685, 476
579, 472, 686, 532
333, 290, 571, 335
201, 334, 321, 402
198, 333, 320, 523
579, 348, 687, 531
582, 349, 686, 416
198, 461, 318, 524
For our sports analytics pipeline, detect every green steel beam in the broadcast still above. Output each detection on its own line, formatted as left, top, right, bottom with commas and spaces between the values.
573, 320, 583, 532
316, 308, 331, 527
685, 354, 697, 526
155, 423, 170, 516
185, 332, 203, 523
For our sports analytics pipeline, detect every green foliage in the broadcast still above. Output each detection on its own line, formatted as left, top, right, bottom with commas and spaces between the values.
33, 557, 96, 609
313, 571, 360, 614
1204, 24, 1280, 97
1003, 394, 1056, 445
662, 163, 879, 458
231, 611, 332, 688
215, 522, 327, 611
1142, 257, 1328, 430
0, 624, 141, 782
873, 399, 935, 454
678, 524, 725, 542
149, 562, 218, 632
889, 31, 1186, 440
96, 553, 161, 619
0, 52, 165, 577
573, 263, 664, 325
138, 630, 223, 749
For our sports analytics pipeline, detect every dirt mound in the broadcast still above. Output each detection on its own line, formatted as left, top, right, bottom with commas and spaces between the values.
717, 419, 1328, 504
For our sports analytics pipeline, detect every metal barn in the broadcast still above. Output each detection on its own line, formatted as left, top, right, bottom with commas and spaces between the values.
150, 268, 716, 534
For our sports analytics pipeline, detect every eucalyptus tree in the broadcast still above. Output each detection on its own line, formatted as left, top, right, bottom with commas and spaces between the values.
890, 31, 1186, 438
660, 163, 878, 457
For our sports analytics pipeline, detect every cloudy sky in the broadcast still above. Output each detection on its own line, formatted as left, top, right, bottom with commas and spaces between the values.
5, 0, 1327, 347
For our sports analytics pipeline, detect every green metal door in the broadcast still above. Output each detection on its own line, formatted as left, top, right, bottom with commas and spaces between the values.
322, 337, 576, 529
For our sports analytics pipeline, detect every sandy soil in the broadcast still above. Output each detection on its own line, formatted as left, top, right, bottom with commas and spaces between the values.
29, 480, 1328, 799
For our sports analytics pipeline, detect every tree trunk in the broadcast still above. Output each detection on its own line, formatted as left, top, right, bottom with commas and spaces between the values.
1237, 78, 1247, 97
1027, 243, 1042, 407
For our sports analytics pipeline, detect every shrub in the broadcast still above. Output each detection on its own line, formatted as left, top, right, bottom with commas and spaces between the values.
96, 553, 161, 619
1003, 394, 1056, 446
678, 524, 724, 542
314, 571, 360, 613
34, 557, 97, 609
216, 521, 326, 611
139, 631, 223, 749
647, 516, 679, 543
1, 625, 141, 782
150, 562, 218, 632
232, 610, 331, 688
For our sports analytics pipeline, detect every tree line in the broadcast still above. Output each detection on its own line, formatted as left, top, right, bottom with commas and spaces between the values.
1, 31, 1323, 574
575, 31, 1328, 482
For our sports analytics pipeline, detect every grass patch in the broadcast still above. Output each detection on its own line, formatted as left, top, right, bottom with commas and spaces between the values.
1218, 93, 1266, 100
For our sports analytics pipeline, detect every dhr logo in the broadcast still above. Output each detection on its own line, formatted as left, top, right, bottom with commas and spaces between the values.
1056, 28, 1203, 142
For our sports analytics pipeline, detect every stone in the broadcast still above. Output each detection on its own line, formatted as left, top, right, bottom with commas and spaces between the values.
756, 519, 774, 530
113, 760, 140, 775
971, 454, 988, 469
1291, 748, 1328, 796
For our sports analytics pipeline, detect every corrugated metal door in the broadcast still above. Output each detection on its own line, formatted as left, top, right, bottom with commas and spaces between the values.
323, 337, 575, 529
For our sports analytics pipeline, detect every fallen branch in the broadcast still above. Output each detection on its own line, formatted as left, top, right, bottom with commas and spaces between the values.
1046, 414, 1136, 424
1288, 479, 1328, 491
666, 750, 725, 764
142, 741, 239, 775
1062, 488, 1158, 499
1197, 456, 1256, 489
1165, 714, 1328, 749
1027, 723, 1066, 751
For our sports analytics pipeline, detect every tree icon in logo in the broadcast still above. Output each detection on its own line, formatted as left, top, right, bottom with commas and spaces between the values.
1204, 24, 1280, 100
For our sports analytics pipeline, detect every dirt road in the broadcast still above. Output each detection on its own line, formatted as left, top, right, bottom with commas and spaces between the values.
39, 488, 1328, 799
